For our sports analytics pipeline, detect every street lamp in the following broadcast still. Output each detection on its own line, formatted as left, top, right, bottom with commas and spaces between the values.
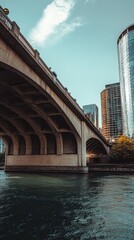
3, 8, 9, 15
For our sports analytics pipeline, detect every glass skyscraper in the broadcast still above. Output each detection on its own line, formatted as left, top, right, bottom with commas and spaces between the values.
118, 25, 134, 138
83, 104, 98, 129
101, 83, 123, 140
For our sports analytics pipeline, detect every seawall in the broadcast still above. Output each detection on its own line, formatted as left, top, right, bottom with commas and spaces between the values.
88, 164, 134, 172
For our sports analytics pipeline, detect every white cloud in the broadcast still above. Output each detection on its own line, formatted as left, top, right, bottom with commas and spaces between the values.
29, 0, 81, 46
57, 17, 82, 37
85, 0, 95, 3
48, 17, 82, 45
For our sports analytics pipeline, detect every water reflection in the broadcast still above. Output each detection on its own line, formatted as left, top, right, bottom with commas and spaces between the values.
0, 171, 134, 240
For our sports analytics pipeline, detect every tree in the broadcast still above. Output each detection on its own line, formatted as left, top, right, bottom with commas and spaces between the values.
110, 135, 134, 163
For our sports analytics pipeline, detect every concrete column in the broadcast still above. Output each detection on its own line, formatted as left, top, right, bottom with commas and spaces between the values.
12, 21, 20, 37
76, 137, 82, 166
81, 121, 87, 166
25, 137, 32, 155
40, 136, 47, 154
56, 134, 63, 155
13, 137, 19, 155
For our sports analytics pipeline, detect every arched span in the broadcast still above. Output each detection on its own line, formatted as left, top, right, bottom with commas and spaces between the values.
3, 136, 13, 155
86, 138, 107, 156
0, 64, 80, 157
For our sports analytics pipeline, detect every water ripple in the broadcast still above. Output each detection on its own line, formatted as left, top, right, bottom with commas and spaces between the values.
0, 171, 134, 240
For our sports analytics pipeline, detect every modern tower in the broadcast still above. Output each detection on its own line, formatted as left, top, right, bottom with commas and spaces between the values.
83, 104, 99, 129
101, 83, 123, 140
118, 25, 134, 138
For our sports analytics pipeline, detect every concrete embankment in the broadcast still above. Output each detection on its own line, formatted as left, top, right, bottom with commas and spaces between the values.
88, 164, 134, 172
2, 164, 134, 173
4, 165, 88, 174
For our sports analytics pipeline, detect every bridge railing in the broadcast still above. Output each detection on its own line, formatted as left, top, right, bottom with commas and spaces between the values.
19, 34, 35, 57
0, 6, 12, 30
0, 6, 84, 115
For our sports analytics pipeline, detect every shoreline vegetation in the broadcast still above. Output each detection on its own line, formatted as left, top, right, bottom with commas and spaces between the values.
88, 135, 134, 172
109, 135, 134, 164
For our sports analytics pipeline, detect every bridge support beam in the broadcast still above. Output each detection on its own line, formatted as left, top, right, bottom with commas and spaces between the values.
81, 122, 87, 167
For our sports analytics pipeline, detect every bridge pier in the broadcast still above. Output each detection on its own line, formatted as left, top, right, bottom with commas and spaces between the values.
81, 121, 87, 167
5, 154, 88, 174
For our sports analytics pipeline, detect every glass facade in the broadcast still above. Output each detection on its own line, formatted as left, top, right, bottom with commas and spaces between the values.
118, 25, 134, 137
83, 104, 98, 129
101, 83, 123, 140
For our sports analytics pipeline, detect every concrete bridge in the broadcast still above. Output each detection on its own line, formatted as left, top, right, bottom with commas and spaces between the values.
0, 7, 111, 173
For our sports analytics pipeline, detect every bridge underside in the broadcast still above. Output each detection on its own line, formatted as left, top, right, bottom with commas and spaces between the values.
86, 138, 107, 155
86, 138, 108, 163
0, 65, 88, 172
0, 65, 108, 173
0, 12, 110, 173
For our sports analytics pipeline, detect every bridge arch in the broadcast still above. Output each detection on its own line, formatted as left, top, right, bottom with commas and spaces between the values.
0, 13, 111, 173
86, 137, 107, 158
0, 57, 82, 139
0, 64, 80, 158
2, 136, 14, 155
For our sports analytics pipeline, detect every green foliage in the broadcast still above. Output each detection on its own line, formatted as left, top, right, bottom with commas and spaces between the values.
110, 135, 134, 163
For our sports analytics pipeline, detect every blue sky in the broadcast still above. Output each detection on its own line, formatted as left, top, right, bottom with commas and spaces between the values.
1, 0, 134, 126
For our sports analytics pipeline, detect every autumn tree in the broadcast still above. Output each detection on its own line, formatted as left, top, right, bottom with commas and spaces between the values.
110, 135, 134, 163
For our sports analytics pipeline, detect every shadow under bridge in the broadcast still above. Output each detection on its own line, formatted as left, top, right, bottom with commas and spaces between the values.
86, 138, 108, 164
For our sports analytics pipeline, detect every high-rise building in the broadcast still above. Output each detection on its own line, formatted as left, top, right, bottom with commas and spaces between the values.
101, 83, 123, 140
83, 104, 98, 128
118, 25, 134, 138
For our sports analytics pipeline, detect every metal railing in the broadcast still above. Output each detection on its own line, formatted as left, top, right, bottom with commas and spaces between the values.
0, 6, 12, 30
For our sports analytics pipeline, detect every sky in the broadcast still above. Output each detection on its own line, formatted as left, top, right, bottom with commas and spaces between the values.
1, 0, 134, 127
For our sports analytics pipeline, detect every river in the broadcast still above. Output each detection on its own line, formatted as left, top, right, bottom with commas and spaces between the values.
0, 171, 134, 240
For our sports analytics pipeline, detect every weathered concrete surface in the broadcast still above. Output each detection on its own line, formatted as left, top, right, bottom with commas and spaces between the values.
6, 154, 78, 166
5, 154, 89, 173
